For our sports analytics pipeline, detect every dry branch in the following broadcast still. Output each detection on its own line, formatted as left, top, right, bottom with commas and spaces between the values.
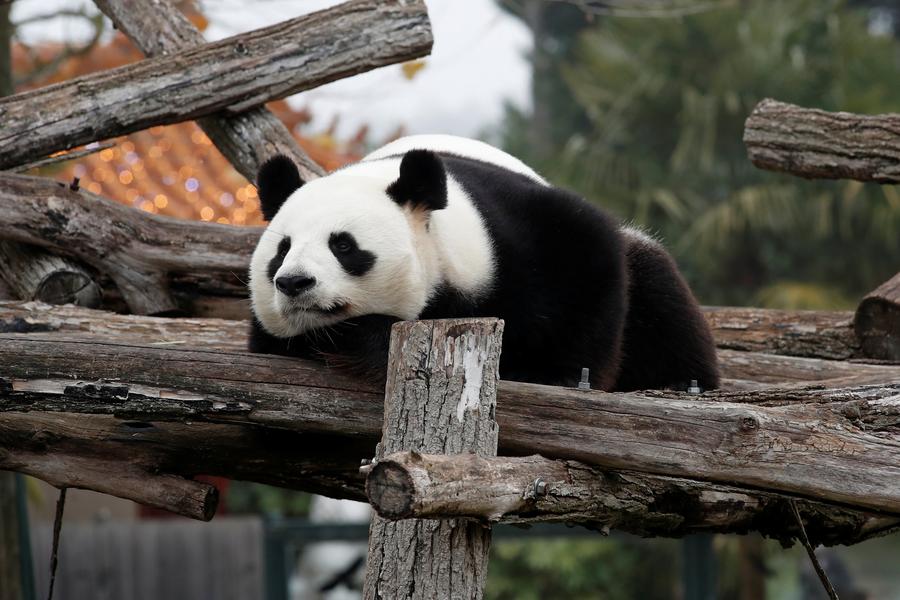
855, 271, 900, 361
365, 451, 899, 545
0, 0, 432, 170
1, 447, 217, 521
2, 328, 900, 516
744, 98, 900, 183
92, 0, 324, 182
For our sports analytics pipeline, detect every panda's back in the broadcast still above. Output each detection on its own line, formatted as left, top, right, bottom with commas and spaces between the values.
365, 135, 548, 185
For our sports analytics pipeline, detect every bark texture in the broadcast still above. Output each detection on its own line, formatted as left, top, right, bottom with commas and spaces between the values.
363, 319, 504, 600
855, 271, 900, 361
92, 0, 324, 183
744, 98, 900, 183
0, 0, 432, 170
365, 451, 899, 546
0, 241, 101, 307
704, 306, 859, 360
2, 318, 899, 526
717, 348, 900, 389
0, 174, 259, 314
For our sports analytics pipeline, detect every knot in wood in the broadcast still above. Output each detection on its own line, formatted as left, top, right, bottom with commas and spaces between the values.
739, 415, 760, 432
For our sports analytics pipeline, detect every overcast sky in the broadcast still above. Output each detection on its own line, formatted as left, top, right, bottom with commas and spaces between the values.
12, 0, 533, 142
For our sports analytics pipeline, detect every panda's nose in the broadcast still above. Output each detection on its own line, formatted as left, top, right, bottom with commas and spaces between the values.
275, 274, 317, 297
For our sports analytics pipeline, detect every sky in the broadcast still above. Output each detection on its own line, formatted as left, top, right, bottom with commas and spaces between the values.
11, 0, 533, 142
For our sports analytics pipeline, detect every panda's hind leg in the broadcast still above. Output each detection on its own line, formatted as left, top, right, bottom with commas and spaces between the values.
613, 229, 720, 392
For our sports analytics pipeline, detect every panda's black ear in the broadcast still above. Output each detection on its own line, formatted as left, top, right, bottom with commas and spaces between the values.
386, 150, 448, 212
257, 155, 303, 221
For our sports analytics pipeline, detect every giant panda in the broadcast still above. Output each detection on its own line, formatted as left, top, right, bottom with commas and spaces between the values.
248, 135, 719, 391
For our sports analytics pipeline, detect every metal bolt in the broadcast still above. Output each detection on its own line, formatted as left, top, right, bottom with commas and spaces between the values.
532, 477, 548, 497
577, 368, 591, 390
687, 379, 701, 394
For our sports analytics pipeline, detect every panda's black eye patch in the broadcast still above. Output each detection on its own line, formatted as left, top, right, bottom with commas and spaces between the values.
329, 232, 375, 276
267, 237, 291, 281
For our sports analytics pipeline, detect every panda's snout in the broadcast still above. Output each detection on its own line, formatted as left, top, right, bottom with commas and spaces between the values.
275, 274, 317, 297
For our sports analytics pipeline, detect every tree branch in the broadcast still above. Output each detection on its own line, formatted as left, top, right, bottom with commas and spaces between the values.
92, 0, 324, 183
0, 0, 433, 170
744, 98, 900, 183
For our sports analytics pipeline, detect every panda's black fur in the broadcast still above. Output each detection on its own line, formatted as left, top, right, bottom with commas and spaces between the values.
249, 149, 719, 391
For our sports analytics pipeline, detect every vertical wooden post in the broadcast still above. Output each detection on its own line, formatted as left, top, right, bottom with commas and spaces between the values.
363, 318, 504, 600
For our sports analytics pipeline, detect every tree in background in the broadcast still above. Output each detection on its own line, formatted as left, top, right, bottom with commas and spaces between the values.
502, 0, 900, 307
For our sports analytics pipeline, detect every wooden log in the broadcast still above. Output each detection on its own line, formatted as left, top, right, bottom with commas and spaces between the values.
0, 242, 101, 307
1, 300, 898, 390
744, 98, 900, 183
716, 348, 900, 389
365, 451, 900, 546
704, 306, 858, 360
363, 319, 504, 600
1, 448, 217, 521
2, 330, 900, 521
0, 174, 259, 314
0, 0, 433, 170
93, 0, 324, 183
855, 271, 900, 361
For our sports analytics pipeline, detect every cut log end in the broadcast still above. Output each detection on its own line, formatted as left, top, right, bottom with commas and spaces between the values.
855, 272, 900, 361
366, 460, 416, 519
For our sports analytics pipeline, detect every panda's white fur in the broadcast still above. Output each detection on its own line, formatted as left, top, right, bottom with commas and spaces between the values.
250, 136, 500, 338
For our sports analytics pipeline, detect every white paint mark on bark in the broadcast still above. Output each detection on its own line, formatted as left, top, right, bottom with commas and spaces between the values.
456, 334, 487, 422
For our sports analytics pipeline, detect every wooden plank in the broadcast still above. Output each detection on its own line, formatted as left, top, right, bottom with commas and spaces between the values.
0, 0, 433, 170
744, 98, 900, 183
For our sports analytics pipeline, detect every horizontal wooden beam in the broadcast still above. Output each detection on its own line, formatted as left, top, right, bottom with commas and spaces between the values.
92, 0, 325, 183
744, 99, 900, 183
364, 451, 899, 545
0, 0, 432, 170
1, 330, 899, 516
2, 301, 893, 388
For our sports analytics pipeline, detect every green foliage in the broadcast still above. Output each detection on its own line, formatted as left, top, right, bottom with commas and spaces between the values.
485, 537, 678, 600
502, 0, 900, 307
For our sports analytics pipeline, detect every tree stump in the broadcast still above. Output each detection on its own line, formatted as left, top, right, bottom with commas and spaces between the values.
363, 318, 504, 600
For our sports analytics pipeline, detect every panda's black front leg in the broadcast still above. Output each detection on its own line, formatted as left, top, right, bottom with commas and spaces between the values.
314, 314, 401, 383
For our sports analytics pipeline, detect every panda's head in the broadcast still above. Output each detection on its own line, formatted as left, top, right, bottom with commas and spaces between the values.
249, 150, 447, 337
